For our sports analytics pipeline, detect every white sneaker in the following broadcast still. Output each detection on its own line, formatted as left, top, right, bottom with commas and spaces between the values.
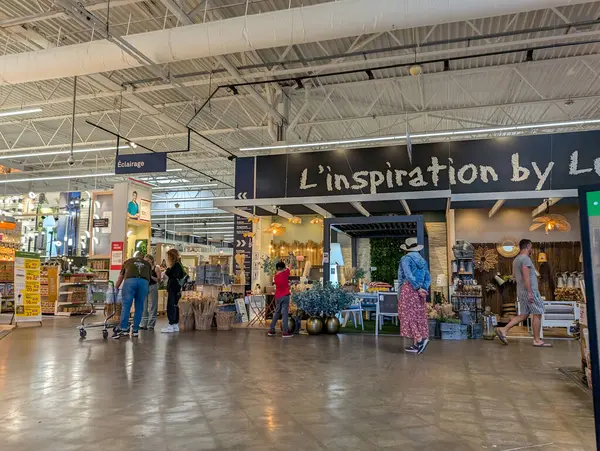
161, 325, 174, 333
172, 324, 180, 332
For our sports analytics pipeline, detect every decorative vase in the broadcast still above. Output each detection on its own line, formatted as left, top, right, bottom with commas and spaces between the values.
306, 317, 323, 335
325, 316, 340, 334
279, 317, 296, 333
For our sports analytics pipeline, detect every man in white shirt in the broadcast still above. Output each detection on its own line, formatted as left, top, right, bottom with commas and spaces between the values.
495, 238, 552, 347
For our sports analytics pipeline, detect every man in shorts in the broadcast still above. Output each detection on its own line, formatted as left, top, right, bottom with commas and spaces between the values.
495, 238, 552, 347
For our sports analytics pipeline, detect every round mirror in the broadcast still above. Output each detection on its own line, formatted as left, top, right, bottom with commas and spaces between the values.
496, 237, 519, 258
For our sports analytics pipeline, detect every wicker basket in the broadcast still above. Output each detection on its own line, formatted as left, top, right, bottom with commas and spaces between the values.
179, 301, 195, 331
216, 311, 235, 331
195, 312, 214, 331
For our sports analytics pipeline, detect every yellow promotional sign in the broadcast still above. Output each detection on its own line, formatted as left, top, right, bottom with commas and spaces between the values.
14, 252, 42, 323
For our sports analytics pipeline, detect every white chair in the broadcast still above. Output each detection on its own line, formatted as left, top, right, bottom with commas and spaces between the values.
340, 298, 364, 330
376, 292, 398, 334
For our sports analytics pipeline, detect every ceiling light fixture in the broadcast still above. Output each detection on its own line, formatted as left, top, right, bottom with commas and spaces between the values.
0, 145, 129, 161
0, 172, 114, 184
129, 141, 138, 149
239, 118, 600, 152
0, 107, 42, 118
151, 184, 219, 191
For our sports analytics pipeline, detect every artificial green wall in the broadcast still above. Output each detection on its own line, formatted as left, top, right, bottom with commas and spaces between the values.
370, 238, 405, 285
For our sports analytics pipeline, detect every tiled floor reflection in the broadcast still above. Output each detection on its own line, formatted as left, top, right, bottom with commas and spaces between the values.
0, 317, 595, 450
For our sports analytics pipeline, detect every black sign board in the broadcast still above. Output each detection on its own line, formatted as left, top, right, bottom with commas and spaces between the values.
241, 130, 600, 198
192, 236, 207, 245
92, 218, 109, 228
151, 228, 165, 239
233, 207, 253, 285
115, 152, 167, 174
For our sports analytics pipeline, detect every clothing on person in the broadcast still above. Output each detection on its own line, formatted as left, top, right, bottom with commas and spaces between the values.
513, 253, 544, 314
513, 254, 539, 292
120, 257, 152, 281
397, 252, 430, 340
149, 267, 158, 285
398, 282, 429, 339
127, 201, 139, 216
120, 277, 150, 332
270, 294, 290, 333
397, 251, 431, 291
274, 268, 290, 299
165, 262, 185, 325
140, 283, 159, 329
517, 289, 544, 315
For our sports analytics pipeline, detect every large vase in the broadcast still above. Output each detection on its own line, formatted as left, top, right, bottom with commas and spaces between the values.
279, 317, 296, 333
306, 317, 323, 335
325, 316, 340, 334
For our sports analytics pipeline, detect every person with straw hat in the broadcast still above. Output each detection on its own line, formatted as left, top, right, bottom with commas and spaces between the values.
398, 237, 431, 354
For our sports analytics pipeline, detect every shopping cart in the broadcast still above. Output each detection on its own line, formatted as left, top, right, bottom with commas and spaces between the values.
78, 281, 119, 339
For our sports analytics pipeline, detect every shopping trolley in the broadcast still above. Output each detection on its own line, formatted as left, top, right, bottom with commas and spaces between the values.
78, 280, 119, 339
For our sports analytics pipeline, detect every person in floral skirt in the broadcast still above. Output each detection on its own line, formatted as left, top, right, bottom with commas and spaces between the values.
397, 237, 431, 354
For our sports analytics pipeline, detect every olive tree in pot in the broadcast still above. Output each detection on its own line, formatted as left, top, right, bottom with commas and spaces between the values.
292, 283, 355, 335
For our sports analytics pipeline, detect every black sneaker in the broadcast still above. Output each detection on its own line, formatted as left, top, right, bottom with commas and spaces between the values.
139, 326, 148, 330
405, 344, 419, 353
267, 330, 276, 337
131, 331, 139, 338
417, 338, 430, 354
112, 330, 128, 339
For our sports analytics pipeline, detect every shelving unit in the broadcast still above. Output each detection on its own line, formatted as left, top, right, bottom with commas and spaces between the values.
55, 272, 99, 316
451, 252, 483, 323
0, 261, 14, 313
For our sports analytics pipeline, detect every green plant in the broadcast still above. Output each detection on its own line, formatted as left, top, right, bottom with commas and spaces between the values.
135, 239, 148, 256
439, 317, 460, 324
370, 238, 405, 284
261, 255, 277, 277
354, 268, 366, 280
292, 282, 355, 317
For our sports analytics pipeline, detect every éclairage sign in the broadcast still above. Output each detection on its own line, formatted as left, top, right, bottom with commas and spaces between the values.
236, 131, 600, 198
115, 152, 167, 174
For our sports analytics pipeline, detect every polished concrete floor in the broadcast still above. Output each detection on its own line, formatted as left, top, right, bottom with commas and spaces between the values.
0, 317, 595, 451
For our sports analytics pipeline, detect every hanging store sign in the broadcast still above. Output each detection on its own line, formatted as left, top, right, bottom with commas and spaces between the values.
115, 152, 167, 174
93, 218, 109, 228
151, 228, 165, 239
14, 251, 41, 323
241, 131, 600, 197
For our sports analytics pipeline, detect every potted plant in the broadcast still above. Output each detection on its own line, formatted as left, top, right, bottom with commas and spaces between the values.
321, 283, 356, 334
292, 282, 354, 335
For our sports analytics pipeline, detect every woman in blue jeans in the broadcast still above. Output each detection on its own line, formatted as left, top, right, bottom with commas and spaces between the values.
113, 256, 152, 339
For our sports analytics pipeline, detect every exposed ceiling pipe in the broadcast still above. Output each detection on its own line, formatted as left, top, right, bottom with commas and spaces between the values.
0, 0, 595, 85
157, 0, 290, 135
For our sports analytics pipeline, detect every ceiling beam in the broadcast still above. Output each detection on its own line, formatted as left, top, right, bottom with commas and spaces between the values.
532, 197, 562, 217
488, 199, 505, 218
350, 201, 370, 217
305, 203, 334, 218
399, 199, 411, 215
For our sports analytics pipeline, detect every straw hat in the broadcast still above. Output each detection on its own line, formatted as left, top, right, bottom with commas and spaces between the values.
400, 237, 424, 252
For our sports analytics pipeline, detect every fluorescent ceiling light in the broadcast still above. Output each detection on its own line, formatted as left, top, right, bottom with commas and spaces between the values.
0, 172, 114, 184
0, 167, 182, 184
239, 118, 600, 152
151, 215, 233, 220
0, 107, 42, 118
152, 184, 218, 190
152, 208, 227, 212
158, 222, 233, 226
152, 196, 234, 201
0, 146, 128, 160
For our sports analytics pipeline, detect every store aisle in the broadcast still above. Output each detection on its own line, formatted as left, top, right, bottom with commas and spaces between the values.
0, 317, 594, 451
